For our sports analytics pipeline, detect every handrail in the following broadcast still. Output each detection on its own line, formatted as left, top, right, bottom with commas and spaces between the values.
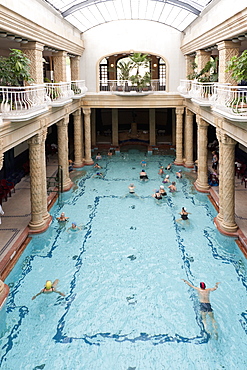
177, 80, 247, 117
0, 80, 87, 120
99, 79, 166, 92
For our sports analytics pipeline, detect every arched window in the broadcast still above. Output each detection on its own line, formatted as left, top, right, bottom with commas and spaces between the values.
158, 58, 166, 91
99, 57, 109, 91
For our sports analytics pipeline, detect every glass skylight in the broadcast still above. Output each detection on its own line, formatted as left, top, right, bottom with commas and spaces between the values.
44, 0, 212, 32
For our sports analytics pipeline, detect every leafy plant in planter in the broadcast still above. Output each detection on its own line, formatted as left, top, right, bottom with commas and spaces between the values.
117, 60, 134, 91
0, 49, 33, 86
226, 50, 247, 83
187, 58, 218, 82
129, 53, 151, 91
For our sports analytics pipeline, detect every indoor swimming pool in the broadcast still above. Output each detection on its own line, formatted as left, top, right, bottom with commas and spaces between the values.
0, 150, 247, 370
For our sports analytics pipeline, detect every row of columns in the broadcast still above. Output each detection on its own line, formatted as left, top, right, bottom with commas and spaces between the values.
186, 41, 240, 85
27, 108, 93, 232
174, 108, 238, 235
21, 41, 81, 84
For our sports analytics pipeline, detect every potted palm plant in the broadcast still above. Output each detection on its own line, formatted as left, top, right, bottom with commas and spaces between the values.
129, 53, 151, 92
0, 49, 33, 86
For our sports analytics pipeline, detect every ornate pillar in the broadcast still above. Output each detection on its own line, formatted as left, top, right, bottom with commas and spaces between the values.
196, 50, 211, 73
73, 109, 84, 168
112, 108, 118, 146
216, 127, 224, 223
184, 109, 194, 167
171, 109, 176, 146
70, 56, 80, 81
0, 135, 3, 171
83, 108, 93, 165
21, 42, 44, 84
56, 117, 72, 191
217, 41, 240, 84
149, 109, 156, 146
91, 108, 96, 147
28, 133, 45, 231
53, 51, 67, 82
185, 54, 195, 79
40, 126, 50, 221
174, 107, 184, 165
195, 117, 210, 192
220, 133, 238, 233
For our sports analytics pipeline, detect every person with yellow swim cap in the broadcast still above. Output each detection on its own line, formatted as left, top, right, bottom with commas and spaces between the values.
32, 279, 65, 300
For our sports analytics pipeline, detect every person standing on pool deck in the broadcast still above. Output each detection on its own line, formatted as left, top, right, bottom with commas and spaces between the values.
182, 280, 220, 336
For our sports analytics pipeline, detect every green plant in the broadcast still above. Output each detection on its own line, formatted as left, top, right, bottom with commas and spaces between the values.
187, 58, 218, 82
226, 50, 247, 83
117, 60, 134, 81
0, 49, 33, 86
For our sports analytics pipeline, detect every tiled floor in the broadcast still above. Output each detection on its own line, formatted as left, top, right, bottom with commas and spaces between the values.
0, 154, 246, 278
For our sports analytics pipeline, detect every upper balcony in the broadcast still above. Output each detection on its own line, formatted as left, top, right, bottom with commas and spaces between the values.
0, 80, 87, 122
177, 80, 247, 122
99, 79, 166, 95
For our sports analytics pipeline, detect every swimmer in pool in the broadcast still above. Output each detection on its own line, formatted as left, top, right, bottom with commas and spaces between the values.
152, 190, 162, 201
162, 175, 170, 184
92, 172, 104, 178
176, 207, 191, 223
57, 212, 69, 222
176, 170, 183, 178
159, 185, 167, 197
140, 169, 148, 181
165, 163, 172, 170
168, 181, 177, 193
94, 163, 102, 169
32, 279, 65, 300
182, 279, 220, 337
140, 159, 147, 167
158, 166, 164, 176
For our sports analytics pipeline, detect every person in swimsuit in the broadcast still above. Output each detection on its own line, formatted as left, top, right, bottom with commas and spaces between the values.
95, 152, 102, 160
176, 170, 182, 178
176, 207, 191, 223
158, 166, 164, 176
94, 163, 102, 169
165, 163, 172, 170
57, 212, 69, 222
162, 175, 170, 184
92, 172, 104, 178
152, 190, 162, 200
182, 280, 220, 337
124, 184, 139, 198
140, 159, 147, 167
159, 185, 167, 196
32, 279, 65, 300
140, 169, 148, 181
168, 181, 176, 193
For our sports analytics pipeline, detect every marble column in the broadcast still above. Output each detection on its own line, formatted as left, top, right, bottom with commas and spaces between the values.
196, 50, 211, 73
73, 109, 84, 168
149, 109, 156, 146
195, 117, 210, 192
217, 41, 240, 84
112, 109, 119, 146
221, 133, 238, 233
28, 133, 45, 230
171, 109, 176, 146
185, 55, 195, 79
40, 127, 50, 221
174, 107, 184, 165
53, 51, 67, 82
184, 109, 194, 167
56, 117, 72, 191
91, 108, 96, 147
216, 127, 224, 222
21, 42, 44, 84
70, 56, 80, 81
83, 108, 93, 165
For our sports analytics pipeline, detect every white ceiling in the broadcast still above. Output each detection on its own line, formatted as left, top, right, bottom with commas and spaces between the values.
44, 0, 212, 32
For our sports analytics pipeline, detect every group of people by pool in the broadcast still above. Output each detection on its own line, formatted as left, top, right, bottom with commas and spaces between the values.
31, 151, 220, 338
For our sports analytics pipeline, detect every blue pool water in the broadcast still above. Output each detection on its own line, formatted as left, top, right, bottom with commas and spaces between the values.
0, 151, 247, 370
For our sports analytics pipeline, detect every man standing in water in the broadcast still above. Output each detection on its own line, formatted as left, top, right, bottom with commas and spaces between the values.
182, 279, 220, 337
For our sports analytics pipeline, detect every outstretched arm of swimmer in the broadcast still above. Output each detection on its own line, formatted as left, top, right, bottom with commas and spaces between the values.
32, 290, 43, 300
54, 289, 65, 297
181, 279, 198, 290
209, 282, 221, 291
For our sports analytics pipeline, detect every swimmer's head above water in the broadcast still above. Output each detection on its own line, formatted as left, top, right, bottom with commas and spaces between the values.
45, 280, 52, 290
200, 282, 206, 289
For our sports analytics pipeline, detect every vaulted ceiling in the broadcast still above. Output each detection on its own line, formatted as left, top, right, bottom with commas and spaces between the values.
45, 0, 212, 32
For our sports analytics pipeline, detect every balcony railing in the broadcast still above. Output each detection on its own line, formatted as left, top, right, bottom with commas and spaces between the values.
100, 79, 166, 93
0, 81, 87, 121
177, 80, 247, 118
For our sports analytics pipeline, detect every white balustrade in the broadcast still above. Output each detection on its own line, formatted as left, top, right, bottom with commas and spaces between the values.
100, 79, 166, 92
70, 80, 88, 98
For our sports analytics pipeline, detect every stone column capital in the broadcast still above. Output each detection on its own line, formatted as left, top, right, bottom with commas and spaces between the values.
21, 41, 44, 51
73, 109, 81, 117
196, 116, 208, 128
83, 108, 91, 116
222, 133, 237, 146
196, 49, 211, 57
185, 108, 194, 116
56, 116, 69, 127
217, 40, 240, 51
175, 107, 184, 115
28, 133, 43, 146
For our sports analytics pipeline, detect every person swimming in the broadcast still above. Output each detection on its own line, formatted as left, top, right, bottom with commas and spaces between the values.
182, 279, 220, 337
140, 169, 148, 180
162, 175, 170, 183
57, 212, 69, 222
32, 279, 65, 300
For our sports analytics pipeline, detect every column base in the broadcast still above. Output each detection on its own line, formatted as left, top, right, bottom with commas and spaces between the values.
194, 180, 210, 193
214, 217, 238, 236
184, 161, 194, 168
73, 161, 84, 168
84, 160, 94, 166
0, 283, 9, 311
63, 179, 73, 192
174, 160, 184, 166
29, 215, 52, 234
